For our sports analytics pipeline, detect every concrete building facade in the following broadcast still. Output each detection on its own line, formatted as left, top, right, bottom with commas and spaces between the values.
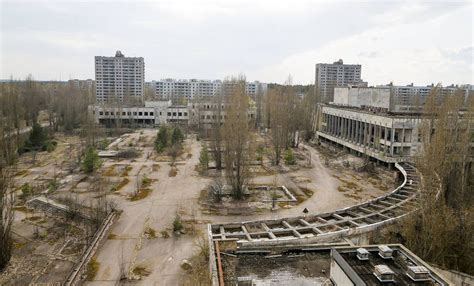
90, 98, 256, 128
316, 105, 423, 163
334, 84, 472, 114
152, 79, 267, 101
95, 51, 144, 104
315, 59, 365, 103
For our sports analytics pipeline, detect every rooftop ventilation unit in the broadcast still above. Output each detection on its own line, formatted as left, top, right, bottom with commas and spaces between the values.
407, 266, 430, 282
356, 248, 369, 260
374, 265, 395, 283
378, 245, 393, 259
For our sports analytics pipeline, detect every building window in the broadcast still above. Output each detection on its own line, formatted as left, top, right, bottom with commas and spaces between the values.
178, 112, 182, 116
105, 112, 109, 115
133, 112, 137, 116
139, 112, 143, 116
184, 112, 188, 116
99, 111, 103, 115
144, 112, 148, 116
173, 112, 177, 116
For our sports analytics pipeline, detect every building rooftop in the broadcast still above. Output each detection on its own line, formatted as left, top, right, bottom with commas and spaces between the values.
332, 245, 450, 285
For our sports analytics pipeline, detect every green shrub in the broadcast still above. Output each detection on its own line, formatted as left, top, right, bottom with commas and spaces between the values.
284, 148, 296, 165
173, 214, 183, 232
82, 146, 101, 173
199, 144, 209, 170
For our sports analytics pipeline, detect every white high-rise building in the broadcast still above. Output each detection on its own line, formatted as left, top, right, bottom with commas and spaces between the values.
315, 59, 365, 103
95, 51, 144, 104
152, 79, 266, 101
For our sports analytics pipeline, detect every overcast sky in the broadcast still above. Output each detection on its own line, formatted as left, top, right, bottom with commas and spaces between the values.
1, 0, 473, 85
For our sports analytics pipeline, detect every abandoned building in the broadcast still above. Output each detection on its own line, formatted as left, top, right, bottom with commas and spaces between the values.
89, 97, 256, 128
314, 84, 472, 164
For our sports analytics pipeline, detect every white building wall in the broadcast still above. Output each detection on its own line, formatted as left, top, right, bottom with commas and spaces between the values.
334, 86, 391, 109
330, 260, 355, 286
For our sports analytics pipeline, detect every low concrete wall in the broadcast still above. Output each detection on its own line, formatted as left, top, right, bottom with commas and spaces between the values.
432, 266, 474, 286
64, 211, 117, 285
207, 224, 219, 286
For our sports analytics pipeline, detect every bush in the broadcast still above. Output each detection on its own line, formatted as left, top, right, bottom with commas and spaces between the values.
19, 123, 56, 154
20, 183, 32, 200
171, 127, 184, 145
256, 145, 264, 164
82, 146, 101, 173
45, 141, 57, 153
284, 148, 296, 165
199, 144, 209, 170
155, 126, 168, 153
173, 214, 183, 232
98, 138, 110, 150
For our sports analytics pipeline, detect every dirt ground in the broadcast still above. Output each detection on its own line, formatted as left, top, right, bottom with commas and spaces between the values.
0, 132, 98, 285
88, 129, 396, 285
1, 129, 398, 285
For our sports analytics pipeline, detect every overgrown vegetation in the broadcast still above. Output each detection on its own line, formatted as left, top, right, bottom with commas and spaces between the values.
0, 166, 14, 271
86, 256, 100, 281
82, 146, 101, 173
385, 88, 474, 274
284, 148, 296, 165
19, 122, 57, 154
173, 214, 183, 233
199, 143, 209, 171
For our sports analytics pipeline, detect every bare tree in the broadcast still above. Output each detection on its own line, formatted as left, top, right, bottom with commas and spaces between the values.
222, 76, 254, 199
210, 91, 224, 169
401, 88, 474, 273
0, 166, 14, 270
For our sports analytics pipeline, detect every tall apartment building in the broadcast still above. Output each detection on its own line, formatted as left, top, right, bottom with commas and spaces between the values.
152, 79, 266, 101
315, 59, 365, 103
95, 51, 144, 104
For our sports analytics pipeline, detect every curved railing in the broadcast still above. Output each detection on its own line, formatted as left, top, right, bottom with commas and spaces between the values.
210, 162, 419, 246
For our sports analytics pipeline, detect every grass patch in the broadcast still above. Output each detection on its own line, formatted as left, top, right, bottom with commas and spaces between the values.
86, 256, 100, 281
345, 181, 359, 190
300, 187, 314, 197
295, 193, 305, 204
14, 169, 29, 177
121, 165, 132, 177
160, 230, 170, 238
13, 242, 27, 249
169, 167, 178, 177
13, 206, 30, 212
129, 188, 151, 201
142, 176, 152, 188
103, 165, 116, 177
152, 164, 160, 171
277, 201, 289, 208
337, 186, 347, 192
110, 178, 130, 192
144, 227, 157, 239
132, 265, 151, 277
108, 233, 118, 239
